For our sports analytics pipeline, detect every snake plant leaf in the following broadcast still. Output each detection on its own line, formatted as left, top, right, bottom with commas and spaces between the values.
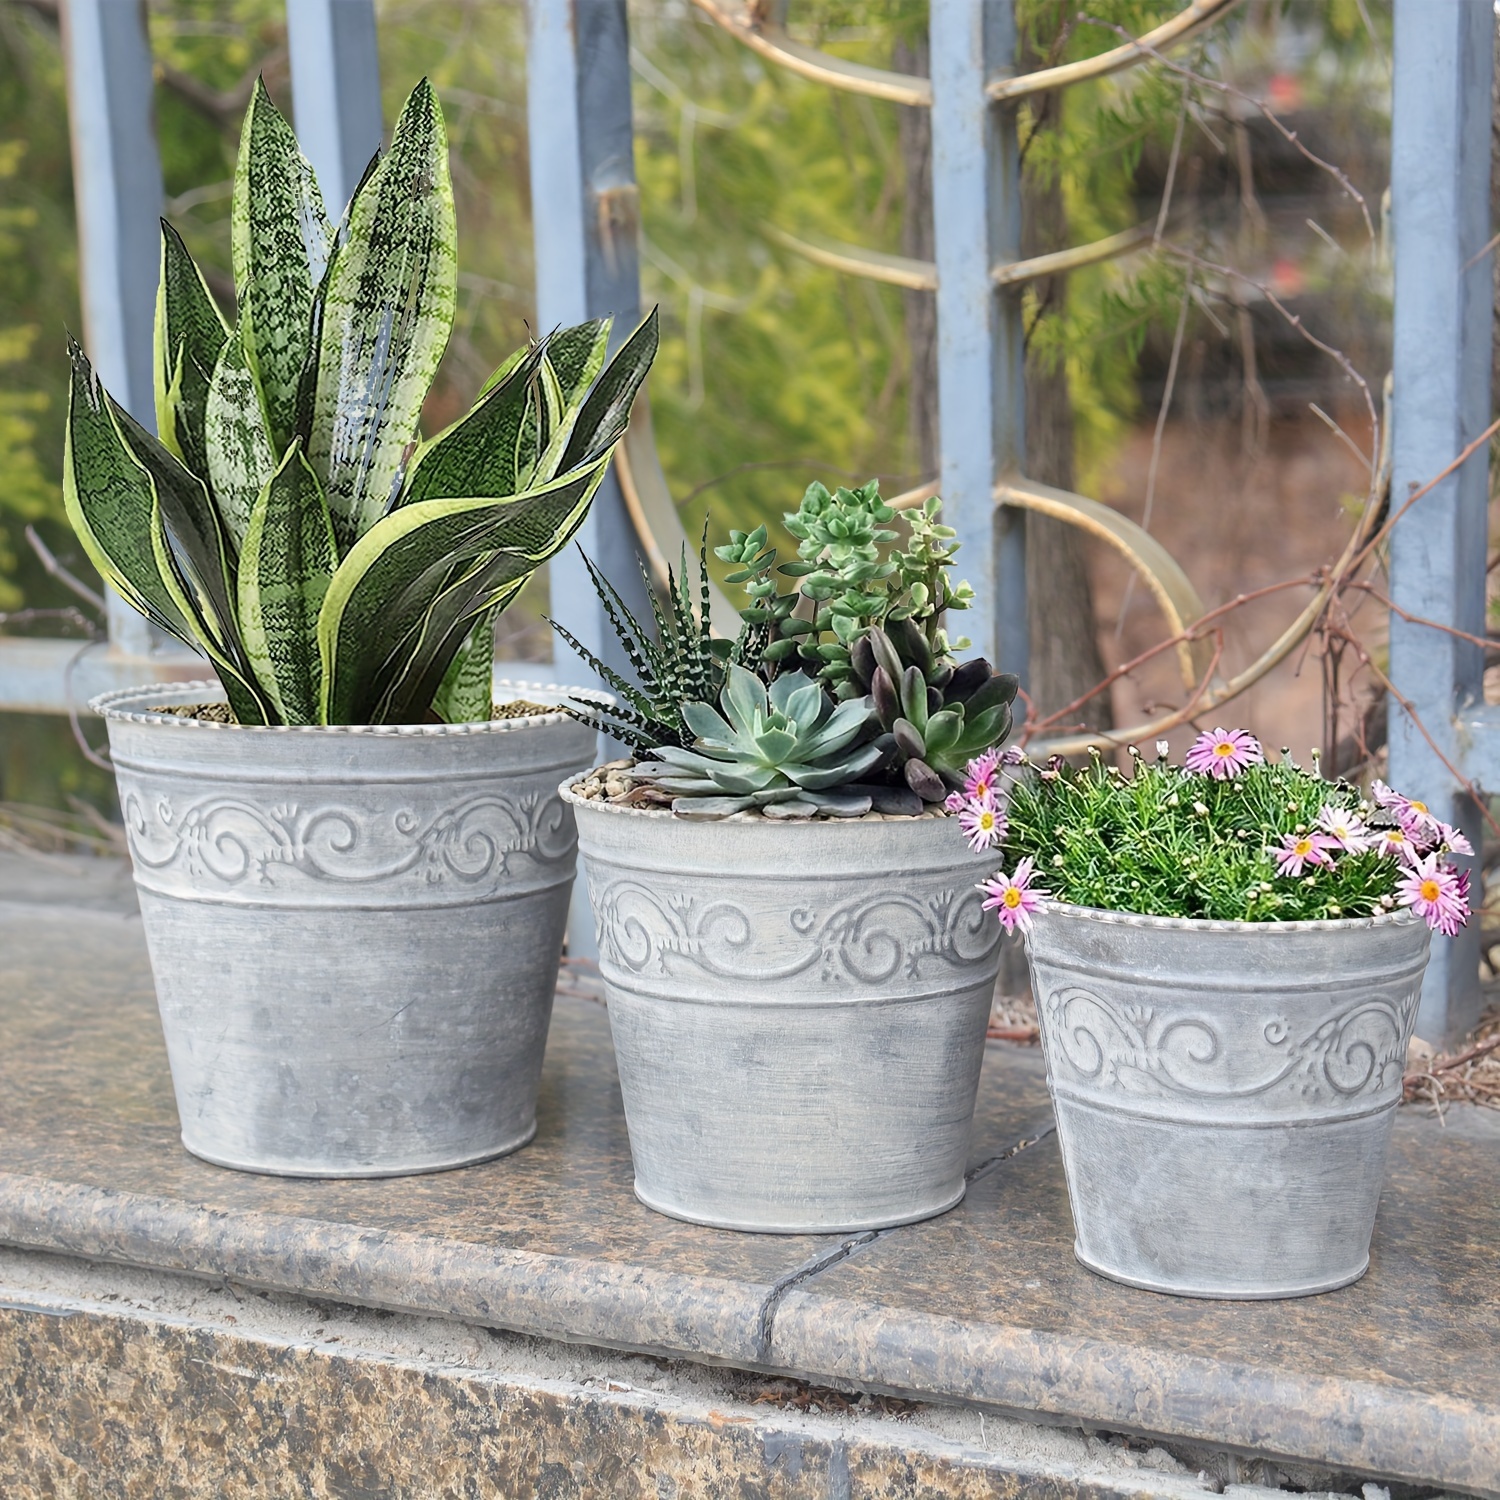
310, 78, 457, 551
398, 343, 546, 506
145, 488, 272, 727
232, 78, 333, 456
475, 341, 530, 402
429, 600, 500, 725
237, 442, 338, 725
204, 325, 274, 552
555, 307, 659, 472
154, 220, 228, 477
372, 564, 529, 726
319, 454, 608, 723
63, 339, 196, 644
543, 318, 611, 406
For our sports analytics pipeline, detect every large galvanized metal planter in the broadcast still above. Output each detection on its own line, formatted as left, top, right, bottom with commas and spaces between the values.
1025, 902, 1430, 1299
94, 681, 595, 1178
564, 790, 1004, 1233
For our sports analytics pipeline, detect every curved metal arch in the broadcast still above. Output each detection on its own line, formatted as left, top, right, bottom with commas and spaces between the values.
686, 0, 931, 107
987, 0, 1241, 102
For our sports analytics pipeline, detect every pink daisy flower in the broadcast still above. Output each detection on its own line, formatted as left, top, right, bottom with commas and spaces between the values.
1275, 831, 1337, 877
1315, 804, 1371, 854
1435, 820, 1474, 857
1185, 727, 1264, 780
1396, 855, 1470, 936
980, 857, 1047, 935
962, 749, 1003, 803
1373, 824, 1420, 865
958, 797, 1006, 852
944, 790, 967, 813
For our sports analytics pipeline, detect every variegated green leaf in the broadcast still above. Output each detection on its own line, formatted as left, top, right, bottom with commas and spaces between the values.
64, 338, 197, 644
319, 455, 609, 724
154, 220, 228, 477
205, 325, 275, 551
544, 318, 611, 406
430, 600, 500, 725
398, 343, 544, 506
309, 78, 457, 552
147, 488, 272, 727
556, 307, 659, 472
237, 442, 337, 725
232, 78, 332, 457
474, 341, 531, 402
375, 564, 529, 726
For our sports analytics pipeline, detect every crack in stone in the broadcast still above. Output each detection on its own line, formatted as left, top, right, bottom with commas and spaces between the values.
752, 1119, 1056, 1361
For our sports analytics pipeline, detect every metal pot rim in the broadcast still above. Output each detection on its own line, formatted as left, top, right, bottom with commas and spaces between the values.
1035, 897, 1422, 935
559, 780, 951, 828
91, 679, 597, 738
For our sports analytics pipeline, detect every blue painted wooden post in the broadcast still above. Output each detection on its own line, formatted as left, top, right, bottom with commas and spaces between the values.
526, 0, 654, 695
59, 0, 165, 661
929, 0, 1027, 683
286, 0, 384, 219
1389, 0, 1493, 1045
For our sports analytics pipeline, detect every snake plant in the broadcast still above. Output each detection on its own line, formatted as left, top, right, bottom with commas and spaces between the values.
63, 77, 657, 726
632, 665, 888, 817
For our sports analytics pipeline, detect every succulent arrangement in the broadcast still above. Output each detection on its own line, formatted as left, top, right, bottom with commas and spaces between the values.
949, 729, 1472, 932
63, 78, 657, 726
564, 478, 1017, 819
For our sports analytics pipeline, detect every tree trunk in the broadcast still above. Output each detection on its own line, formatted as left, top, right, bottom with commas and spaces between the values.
1019, 85, 1110, 732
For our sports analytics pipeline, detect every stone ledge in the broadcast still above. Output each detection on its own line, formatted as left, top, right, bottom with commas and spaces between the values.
0, 883, 1496, 1496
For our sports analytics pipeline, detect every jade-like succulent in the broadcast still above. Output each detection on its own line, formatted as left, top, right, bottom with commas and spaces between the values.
62, 77, 656, 726
851, 621, 1018, 802
715, 484, 973, 700
632, 665, 888, 818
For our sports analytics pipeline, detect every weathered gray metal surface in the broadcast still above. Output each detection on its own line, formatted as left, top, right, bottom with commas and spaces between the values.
286, 0, 384, 218
929, 0, 1027, 685
567, 793, 1004, 1232
93, 682, 594, 1178
56, 0, 162, 661
1389, 0, 1493, 1046
1026, 903, 1429, 1299
527, 0, 652, 698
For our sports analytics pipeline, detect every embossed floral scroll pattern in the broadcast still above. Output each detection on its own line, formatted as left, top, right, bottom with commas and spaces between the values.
120, 785, 575, 892
1039, 982, 1422, 1106
593, 876, 999, 985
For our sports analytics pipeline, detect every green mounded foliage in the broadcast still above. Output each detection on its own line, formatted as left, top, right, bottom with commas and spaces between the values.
1004, 751, 1400, 923
61, 77, 658, 727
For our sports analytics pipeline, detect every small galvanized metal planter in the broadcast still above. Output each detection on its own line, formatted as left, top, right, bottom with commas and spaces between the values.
1025, 902, 1430, 1299
564, 789, 1004, 1233
95, 681, 595, 1179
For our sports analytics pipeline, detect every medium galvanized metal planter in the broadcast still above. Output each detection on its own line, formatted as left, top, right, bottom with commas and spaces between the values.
564, 790, 1004, 1233
94, 681, 595, 1178
1025, 902, 1430, 1299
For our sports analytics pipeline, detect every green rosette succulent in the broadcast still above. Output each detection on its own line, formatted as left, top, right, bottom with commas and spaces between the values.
632, 664, 889, 819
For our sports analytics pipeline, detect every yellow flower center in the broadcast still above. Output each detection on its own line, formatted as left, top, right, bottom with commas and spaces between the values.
1295, 838, 1313, 856
1388, 830, 1405, 844
974, 778, 991, 797
1214, 740, 1236, 757
1410, 800, 1428, 816
978, 809, 995, 829
1003, 887, 1022, 908
1420, 878, 1441, 902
